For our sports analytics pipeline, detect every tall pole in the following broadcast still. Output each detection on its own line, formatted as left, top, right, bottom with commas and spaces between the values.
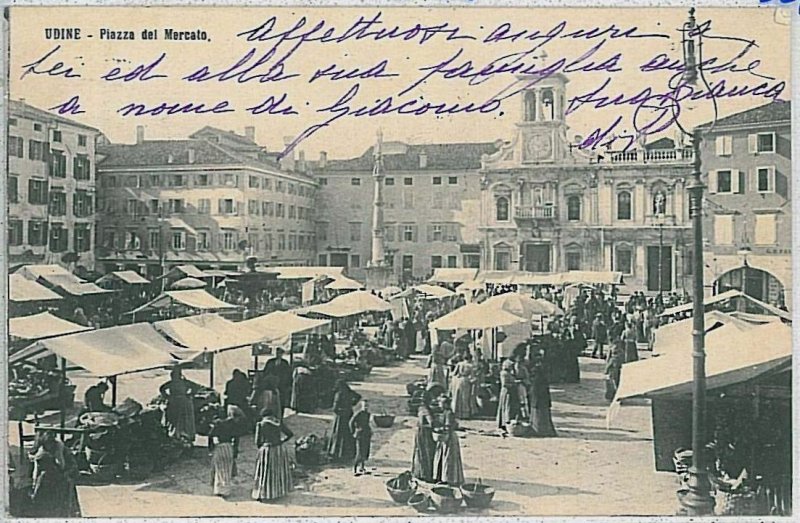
678, 8, 714, 516
370, 129, 386, 267
658, 223, 664, 295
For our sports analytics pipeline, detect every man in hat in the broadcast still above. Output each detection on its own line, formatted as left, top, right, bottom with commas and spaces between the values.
591, 313, 608, 359
263, 347, 292, 414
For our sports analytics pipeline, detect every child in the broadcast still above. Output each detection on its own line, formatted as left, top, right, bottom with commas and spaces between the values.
349, 399, 372, 476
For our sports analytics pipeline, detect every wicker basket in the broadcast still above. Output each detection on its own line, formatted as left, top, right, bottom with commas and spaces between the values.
715, 490, 758, 516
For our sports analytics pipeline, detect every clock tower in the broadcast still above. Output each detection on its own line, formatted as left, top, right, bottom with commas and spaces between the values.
516, 72, 569, 163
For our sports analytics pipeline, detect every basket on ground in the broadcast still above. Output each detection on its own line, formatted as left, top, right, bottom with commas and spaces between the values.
408, 492, 430, 512
460, 482, 495, 509
385, 474, 416, 504
430, 485, 462, 513
374, 414, 395, 428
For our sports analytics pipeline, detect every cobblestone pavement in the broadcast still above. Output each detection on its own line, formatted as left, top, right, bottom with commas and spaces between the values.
69, 353, 678, 517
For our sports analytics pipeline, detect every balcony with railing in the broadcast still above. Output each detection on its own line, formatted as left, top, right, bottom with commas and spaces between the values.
514, 204, 557, 224
606, 148, 694, 164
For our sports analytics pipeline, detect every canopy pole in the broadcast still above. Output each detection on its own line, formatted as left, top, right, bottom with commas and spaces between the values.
209, 351, 215, 389
110, 375, 118, 407
59, 357, 66, 435
18, 421, 25, 464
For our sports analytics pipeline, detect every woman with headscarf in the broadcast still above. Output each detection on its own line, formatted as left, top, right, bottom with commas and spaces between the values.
160, 366, 196, 447
224, 369, 251, 412
450, 353, 476, 420
349, 399, 373, 476
327, 379, 362, 462
411, 391, 437, 482
251, 409, 294, 502
209, 409, 236, 497
496, 359, 518, 436
432, 395, 465, 486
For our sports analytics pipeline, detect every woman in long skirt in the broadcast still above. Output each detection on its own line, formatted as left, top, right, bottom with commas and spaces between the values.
250, 374, 282, 422
252, 410, 294, 502
432, 396, 465, 486
450, 355, 476, 420
160, 366, 196, 446
496, 359, 518, 435
349, 400, 373, 476
411, 394, 437, 482
529, 355, 557, 437
209, 416, 236, 497
327, 380, 361, 461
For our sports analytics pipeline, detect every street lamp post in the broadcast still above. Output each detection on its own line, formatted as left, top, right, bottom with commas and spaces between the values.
677, 8, 715, 516
658, 222, 664, 296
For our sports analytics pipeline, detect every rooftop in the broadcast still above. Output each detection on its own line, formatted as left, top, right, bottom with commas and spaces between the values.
326, 142, 498, 172
697, 100, 791, 130
9, 99, 101, 133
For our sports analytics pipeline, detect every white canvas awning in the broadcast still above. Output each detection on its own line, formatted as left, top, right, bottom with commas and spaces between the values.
613, 322, 791, 402
660, 290, 742, 317
559, 270, 624, 285
9, 274, 62, 302
481, 292, 564, 319
96, 270, 151, 286
171, 277, 207, 290
653, 311, 753, 356
11, 323, 193, 375
264, 266, 345, 280
130, 289, 239, 315
428, 268, 479, 284
155, 314, 262, 353
306, 290, 392, 318
9, 312, 93, 341
56, 281, 113, 296
241, 311, 332, 344
325, 276, 365, 291
430, 302, 528, 330
455, 280, 484, 293
414, 284, 456, 299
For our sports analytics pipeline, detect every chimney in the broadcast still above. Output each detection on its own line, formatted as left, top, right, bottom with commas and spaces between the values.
136, 125, 145, 144
187, 148, 195, 164
319, 151, 328, 169
298, 151, 306, 172
244, 126, 255, 142
280, 136, 296, 171
419, 152, 428, 169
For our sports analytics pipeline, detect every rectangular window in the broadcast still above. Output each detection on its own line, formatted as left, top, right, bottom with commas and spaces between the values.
448, 176, 458, 185
403, 224, 416, 242
223, 231, 235, 250
196, 174, 210, 186
222, 173, 238, 187
351, 177, 361, 186
168, 199, 184, 214
9, 136, 24, 158
432, 224, 443, 242
276, 203, 284, 217
29, 140, 46, 161
755, 166, 775, 193
126, 199, 139, 217
52, 130, 62, 143
149, 174, 160, 187
28, 220, 47, 246
149, 199, 160, 215
73, 190, 93, 217
447, 255, 458, 268
276, 180, 285, 193
566, 251, 581, 271
197, 198, 211, 214
289, 205, 296, 219
123, 175, 139, 188
28, 179, 48, 204
716, 170, 733, 194
263, 177, 273, 190
715, 135, 733, 156
750, 132, 775, 154
615, 248, 633, 275
385, 177, 394, 186
9, 220, 23, 246
714, 215, 734, 245
432, 176, 442, 185
33, 123, 42, 132
9, 117, 17, 126
49, 150, 67, 178
404, 177, 413, 186
431, 255, 443, 269
49, 224, 68, 252
172, 231, 186, 250
249, 199, 260, 216
317, 177, 327, 186
218, 198, 235, 215
49, 188, 67, 216
78, 134, 87, 147
263, 201, 274, 216
73, 154, 91, 180
754, 214, 777, 245
249, 175, 261, 188
278, 233, 286, 250
149, 230, 160, 250
350, 222, 361, 241
124, 230, 140, 250
8, 176, 19, 203
168, 174, 186, 187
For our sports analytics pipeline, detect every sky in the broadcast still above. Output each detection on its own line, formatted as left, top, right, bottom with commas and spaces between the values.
9, 6, 791, 160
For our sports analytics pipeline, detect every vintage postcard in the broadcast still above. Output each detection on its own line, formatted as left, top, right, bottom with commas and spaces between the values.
4, 4, 794, 518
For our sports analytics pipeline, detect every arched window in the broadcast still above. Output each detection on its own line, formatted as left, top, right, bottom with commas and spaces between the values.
541, 88, 555, 120
617, 191, 632, 220
496, 196, 510, 222
615, 245, 633, 275
652, 190, 667, 215
523, 91, 537, 122
567, 195, 582, 221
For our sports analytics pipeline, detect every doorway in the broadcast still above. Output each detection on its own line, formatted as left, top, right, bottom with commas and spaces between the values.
524, 244, 551, 272
402, 255, 414, 282
329, 252, 348, 267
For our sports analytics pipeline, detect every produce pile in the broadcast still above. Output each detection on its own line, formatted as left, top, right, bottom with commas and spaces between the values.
8, 365, 73, 420
294, 434, 328, 467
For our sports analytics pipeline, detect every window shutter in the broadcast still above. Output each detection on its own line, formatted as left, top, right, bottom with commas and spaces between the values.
217, 199, 223, 214
732, 169, 741, 194
748, 134, 758, 154
768, 166, 776, 193
412, 225, 419, 242
715, 136, 725, 156
707, 171, 718, 194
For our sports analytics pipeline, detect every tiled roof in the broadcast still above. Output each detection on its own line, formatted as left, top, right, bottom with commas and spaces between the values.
98, 139, 240, 167
327, 142, 498, 172
697, 100, 791, 129
9, 99, 100, 133
190, 126, 260, 148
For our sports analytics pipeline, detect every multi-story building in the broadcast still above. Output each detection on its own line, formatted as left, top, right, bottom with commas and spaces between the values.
479, 73, 694, 293
697, 101, 791, 308
95, 127, 317, 278
316, 141, 497, 283
8, 100, 100, 271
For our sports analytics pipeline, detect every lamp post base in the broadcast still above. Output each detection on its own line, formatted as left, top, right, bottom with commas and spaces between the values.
364, 265, 395, 290
676, 468, 715, 516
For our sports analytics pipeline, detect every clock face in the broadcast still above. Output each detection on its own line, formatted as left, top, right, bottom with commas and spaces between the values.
524, 131, 553, 162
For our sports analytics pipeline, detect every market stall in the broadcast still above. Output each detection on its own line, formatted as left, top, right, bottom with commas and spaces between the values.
429, 301, 528, 359
652, 311, 753, 356
659, 290, 791, 321
608, 322, 791, 515
95, 270, 150, 290
170, 277, 208, 290
126, 289, 240, 322
305, 290, 392, 319
9, 273, 63, 316
428, 268, 479, 287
